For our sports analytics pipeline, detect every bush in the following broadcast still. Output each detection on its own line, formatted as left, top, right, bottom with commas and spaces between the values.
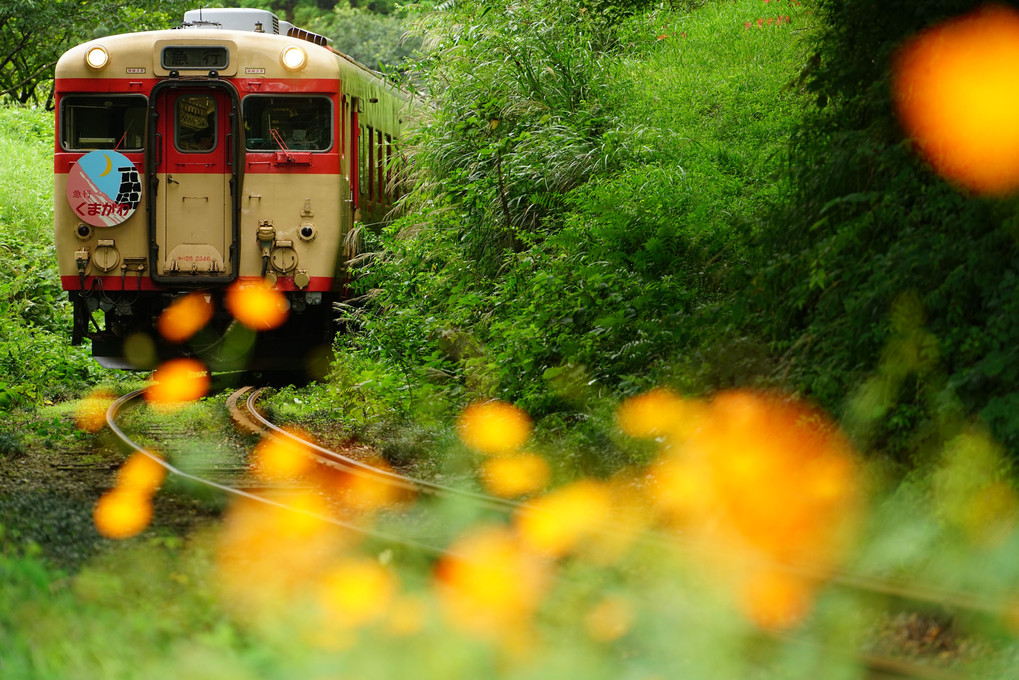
339, 0, 811, 429
746, 0, 1019, 460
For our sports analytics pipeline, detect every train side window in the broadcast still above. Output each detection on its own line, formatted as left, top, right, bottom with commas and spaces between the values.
362, 123, 370, 197
175, 95, 216, 153
377, 131, 385, 206
367, 126, 375, 203
242, 95, 334, 151
339, 95, 346, 156
385, 134, 394, 201
60, 95, 146, 151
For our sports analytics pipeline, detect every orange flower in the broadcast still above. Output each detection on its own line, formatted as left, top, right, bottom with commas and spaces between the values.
742, 568, 813, 632
319, 558, 397, 628
647, 389, 861, 630
116, 453, 166, 494
157, 292, 214, 343
516, 480, 613, 558
74, 389, 116, 433
893, 5, 1019, 194
456, 400, 532, 455
93, 489, 153, 539
435, 526, 549, 637
252, 433, 313, 481
481, 452, 550, 498
226, 280, 288, 330
616, 388, 698, 440
145, 358, 210, 406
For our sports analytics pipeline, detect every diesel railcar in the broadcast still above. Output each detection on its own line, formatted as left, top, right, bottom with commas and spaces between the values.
54, 8, 410, 373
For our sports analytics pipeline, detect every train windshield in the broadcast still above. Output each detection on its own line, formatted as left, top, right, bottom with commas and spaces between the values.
60, 95, 146, 151
242, 95, 332, 151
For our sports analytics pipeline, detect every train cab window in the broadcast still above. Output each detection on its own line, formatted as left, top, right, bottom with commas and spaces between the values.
60, 95, 146, 151
175, 95, 216, 152
242, 95, 333, 151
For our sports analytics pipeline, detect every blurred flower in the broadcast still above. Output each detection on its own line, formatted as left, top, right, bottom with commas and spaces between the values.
145, 358, 210, 406
647, 389, 860, 630
268, 490, 333, 540
585, 595, 635, 642
481, 452, 550, 498
74, 389, 116, 432
934, 429, 1018, 545
617, 388, 700, 440
335, 459, 412, 511
742, 568, 812, 632
892, 5, 1019, 195
516, 480, 613, 558
582, 475, 655, 564
456, 400, 532, 455
319, 558, 398, 628
226, 280, 289, 330
93, 489, 153, 539
116, 452, 166, 494
215, 496, 353, 617
157, 292, 214, 343
253, 432, 313, 481
435, 525, 549, 638
122, 332, 158, 370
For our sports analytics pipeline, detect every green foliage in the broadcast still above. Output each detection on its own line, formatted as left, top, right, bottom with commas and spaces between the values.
402, 0, 628, 269
305, 5, 422, 70
343, 0, 811, 430
746, 0, 1019, 460
0, 105, 102, 409
0, 0, 190, 106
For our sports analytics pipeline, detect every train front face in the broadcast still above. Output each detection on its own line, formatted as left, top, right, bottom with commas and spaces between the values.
54, 19, 349, 372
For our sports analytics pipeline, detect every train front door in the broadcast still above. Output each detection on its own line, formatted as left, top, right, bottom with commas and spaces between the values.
152, 87, 237, 280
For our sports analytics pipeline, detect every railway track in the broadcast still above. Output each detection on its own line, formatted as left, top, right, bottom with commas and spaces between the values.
102, 385, 990, 679
105, 388, 454, 556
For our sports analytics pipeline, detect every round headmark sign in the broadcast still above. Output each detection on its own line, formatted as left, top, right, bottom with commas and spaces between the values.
66, 150, 142, 227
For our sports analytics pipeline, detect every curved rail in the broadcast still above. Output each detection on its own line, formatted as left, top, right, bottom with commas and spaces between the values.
105, 388, 453, 556
107, 386, 979, 680
237, 386, 525, 512
236, 387, 1012, 621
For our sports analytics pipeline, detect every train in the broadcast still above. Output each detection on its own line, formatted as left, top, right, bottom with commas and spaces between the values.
53, 7, 411, 374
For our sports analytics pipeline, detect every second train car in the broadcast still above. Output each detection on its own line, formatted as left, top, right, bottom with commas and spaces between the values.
53, 7, 410, 373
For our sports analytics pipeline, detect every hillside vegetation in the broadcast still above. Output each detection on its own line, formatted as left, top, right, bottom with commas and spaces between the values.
324, 0, 1019, 472
334, 0, 813, 460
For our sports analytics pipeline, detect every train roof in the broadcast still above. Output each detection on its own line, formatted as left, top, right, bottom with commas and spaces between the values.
55, 9, 410, 105
181, 8, 332, 48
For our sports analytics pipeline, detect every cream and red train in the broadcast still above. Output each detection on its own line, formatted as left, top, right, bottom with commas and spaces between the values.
54, 8, 409, 372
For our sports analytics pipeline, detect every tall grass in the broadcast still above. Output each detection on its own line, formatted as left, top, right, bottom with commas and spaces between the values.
0, 106, 55, 242
0, 104, 100, 410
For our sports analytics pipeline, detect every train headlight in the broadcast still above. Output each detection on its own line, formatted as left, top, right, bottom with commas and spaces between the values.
280, 45, 307, 71
85, 46, 110, 70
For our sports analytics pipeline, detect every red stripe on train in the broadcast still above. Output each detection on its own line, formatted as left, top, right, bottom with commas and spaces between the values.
61, 275, 337, 292
55, 155, 342, 174
55, 78, 342, 94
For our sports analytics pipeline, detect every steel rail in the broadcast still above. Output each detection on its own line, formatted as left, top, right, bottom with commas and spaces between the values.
105, 388, 455, 557
238, 386, 525, 512
109, 387, 978, 680
238, 386, 1013, 622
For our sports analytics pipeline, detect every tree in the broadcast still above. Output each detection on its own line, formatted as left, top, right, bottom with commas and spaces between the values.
0, 0, 189, 107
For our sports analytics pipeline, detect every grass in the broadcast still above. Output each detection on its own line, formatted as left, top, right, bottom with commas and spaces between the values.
0, 104, 113, 411
0, 105, 55, 242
